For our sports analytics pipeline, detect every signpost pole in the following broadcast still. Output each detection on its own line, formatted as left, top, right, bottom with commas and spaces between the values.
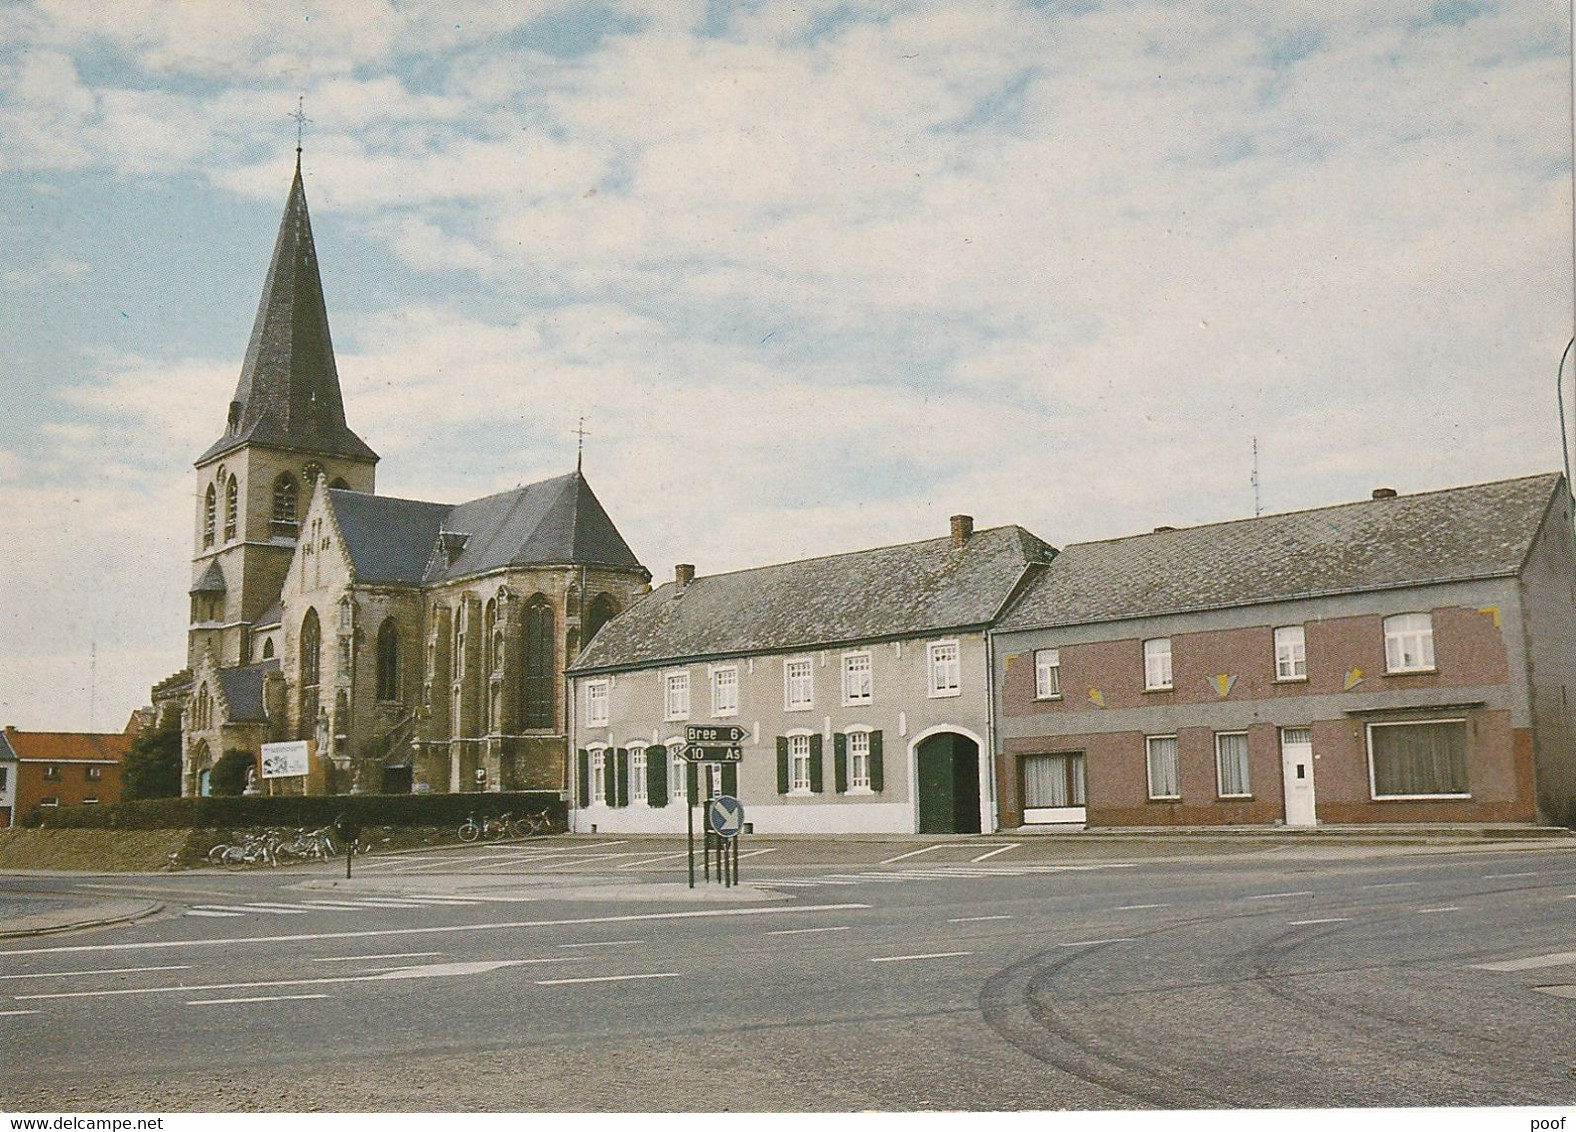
733, 829, 739, 883
686, 772, 695, 889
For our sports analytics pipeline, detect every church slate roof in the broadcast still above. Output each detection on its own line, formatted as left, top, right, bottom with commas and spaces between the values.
995, 473, 1564, 632
197, 161, 378, 466
571, 525, 1055, 674
189, 560, 227, 595
327, 471, 644, 587
217, 660, 278, 724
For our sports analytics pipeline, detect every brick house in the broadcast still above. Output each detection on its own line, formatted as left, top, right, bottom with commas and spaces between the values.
0, 715, 141, 826
990, 474, 1576, 829
567, 517, 1054, 834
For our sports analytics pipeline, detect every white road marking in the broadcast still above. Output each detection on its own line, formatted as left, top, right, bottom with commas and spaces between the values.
1288, 918, 1350, 926
185, 910, 246, 918
617, 851, 691, 868
187, 994, 331, 1006
537, 852, 649, 871
737, 848, 780, 860
1483, 872, 1542, 880
1245, 891, 1315, 900
870, 951, 974, 963
0, 902, 874, 957
879, 844, 950, 865
535, 972, 679, 986
971, 844, 1019, 863
767, 926, 852, 936
1360, 882, 1420, 889
557, 940, 643, 949
1058, 938, 1135, 947
1473, 950, 1576, 972
1114, 904, 1170, 911
0, 1010, 40, 1016
1416, 907, 1461, 914
191, 905, 309, 916
0, 965, 191, 982
949, 915, 1012, 923
311, 952, 443, 963
299, 901, 382, 910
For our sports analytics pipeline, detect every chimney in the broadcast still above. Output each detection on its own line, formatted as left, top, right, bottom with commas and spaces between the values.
1371, 487, 1397, 500
950, 514, 974, 549
675, 564, 695, 591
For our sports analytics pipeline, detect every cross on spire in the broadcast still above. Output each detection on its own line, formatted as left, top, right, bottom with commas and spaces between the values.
575, 416, 589, 472
291, 95, 311, 162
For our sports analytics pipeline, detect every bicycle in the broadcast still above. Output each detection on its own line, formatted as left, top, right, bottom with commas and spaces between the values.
458, 812, 516, 842
515, 809, 554, 837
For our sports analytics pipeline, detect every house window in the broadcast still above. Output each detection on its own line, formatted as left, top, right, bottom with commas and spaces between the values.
1274, 626, 1307, 681
590, 748, 605, 804
82, 797, 98, 805
669, 743, 689, 805
784, 659, 813, 710
848, 730, 871, 790
1023, 753, 1086, 808
712, 667, 738, 717
788, 734, 812, 792
586, 680, 609, 727
43, 765, 61, 782
1215, 732, 1251, 797
38, 796, 59, 808
1144, 638, 1172, 690
664, 671, 690, 721
1035, 648, 1061, 699
1146, 735, 1179, 800
629, 745, 647, 803
85, 766, 102, 781
0, 767, 8, 790
842, 652, 873, 704
1368, 719, 1468, 798
928, 641, 961, 697
1384, 613, 1435, 673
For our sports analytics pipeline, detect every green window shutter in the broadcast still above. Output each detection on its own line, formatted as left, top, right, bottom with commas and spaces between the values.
603, 752, 617, 806
722, 761, 737, 796
776, 737, 790, 794
615, 748, 629, 808
869, 730, 884, 793
576, 749, 590, 808
833, 732, 848, 794
647, 748, 667, 808
809, 733, 824, 793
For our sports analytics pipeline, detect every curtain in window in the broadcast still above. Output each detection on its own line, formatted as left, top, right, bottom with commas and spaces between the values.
1146, 737, 1178, 798
1371, 722, 1467, 796
1216, 733, 1250, 796
1024, 753, 1085, 808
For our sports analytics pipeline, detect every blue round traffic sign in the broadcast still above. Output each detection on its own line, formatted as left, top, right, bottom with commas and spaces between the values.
707, 795, 745, 838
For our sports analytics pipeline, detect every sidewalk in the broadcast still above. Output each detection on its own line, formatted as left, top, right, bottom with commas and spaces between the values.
0, 895, 163, 940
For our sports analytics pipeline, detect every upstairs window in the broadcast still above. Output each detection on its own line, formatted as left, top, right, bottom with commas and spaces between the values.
85, 765, 102, 781
1144, 638, 1173, 690
586, 680, 609, 728
664, 671, 690, 721
842, 652, 872, 704
785, 659, 814, 710
1384, 613, 1435, 673
1274, 626, 1307, 681
712, 666, 738, 717
1034, 648, 1061, 699
928, 642, 961, 697
42, 765, 61, 782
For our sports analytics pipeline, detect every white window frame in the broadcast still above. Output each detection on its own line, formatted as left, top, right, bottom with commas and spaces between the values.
585, 680, 609, 728
927, 640, 961, 698
663, 670, 690, 721
589, 747, 605, 805
1383, 613, 1435, 674
667, 742, 688, 806
847, 728, 872, 793
1143, 638, 1172, 691
628, 745, 647, 804
788, 732, 813, 794
1214, 731, 1251, 798
784, 658, 814, 711
841, 651, 873, 705
1146, 734, 1180, 800
1274, 626, 1307, 681
711, 665, 738, 717
1034, 648, 1061, 699
1366, 718, 1470, 800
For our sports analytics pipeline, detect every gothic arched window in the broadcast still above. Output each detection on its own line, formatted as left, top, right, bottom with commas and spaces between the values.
376, 618, 400, 702
522, 595, 554, 729
299, 607, 321, 741
272, 473, 298, 535
203, 485, 216, 549
586, 593, 619, 644
223, 475, 238, 542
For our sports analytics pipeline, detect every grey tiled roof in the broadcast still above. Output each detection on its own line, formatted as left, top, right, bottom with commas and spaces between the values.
255, 601, 283, 630
572, 525, 1055, 673
995, 473, 1563, 632
0, 731, 15, 762
328, 471, 643, 587
218, 660, 278, 724
197, 164, 377, 466
189, 560, 227, 594
330, 491, 453, 585
425, 472, 644, 582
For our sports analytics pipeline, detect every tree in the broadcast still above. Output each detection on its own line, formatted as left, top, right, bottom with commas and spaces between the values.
120, 713, 182, 800
210, 748, 255, 797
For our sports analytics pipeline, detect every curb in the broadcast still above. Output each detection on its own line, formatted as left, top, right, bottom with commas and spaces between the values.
0, 899, 165, 940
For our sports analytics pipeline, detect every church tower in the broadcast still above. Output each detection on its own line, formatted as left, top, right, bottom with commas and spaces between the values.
187, 154, 378, 671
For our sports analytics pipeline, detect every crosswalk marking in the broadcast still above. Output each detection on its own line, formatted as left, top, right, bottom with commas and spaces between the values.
1473, 950, 1576, 972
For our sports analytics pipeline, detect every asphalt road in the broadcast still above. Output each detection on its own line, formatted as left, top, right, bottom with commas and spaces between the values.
1, 836, 1574, 1112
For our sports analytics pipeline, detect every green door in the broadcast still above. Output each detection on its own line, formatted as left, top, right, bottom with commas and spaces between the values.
916, 733, 981, 834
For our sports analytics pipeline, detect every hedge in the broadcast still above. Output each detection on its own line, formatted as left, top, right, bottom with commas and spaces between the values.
26, 791, 567, 831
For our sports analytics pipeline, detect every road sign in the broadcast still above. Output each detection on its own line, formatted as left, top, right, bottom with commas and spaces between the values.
683, 744, 742, 762
708, 795, 745, 838
686, 725, 748, 744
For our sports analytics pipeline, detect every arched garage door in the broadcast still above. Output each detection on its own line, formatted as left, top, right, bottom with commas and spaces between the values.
916, 732, 981, 834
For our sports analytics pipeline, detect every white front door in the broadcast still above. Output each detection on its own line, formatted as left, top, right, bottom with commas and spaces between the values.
1280, 728, 1317, 827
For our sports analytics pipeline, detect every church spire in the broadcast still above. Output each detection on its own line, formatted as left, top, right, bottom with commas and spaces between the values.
197, 157, 377, 466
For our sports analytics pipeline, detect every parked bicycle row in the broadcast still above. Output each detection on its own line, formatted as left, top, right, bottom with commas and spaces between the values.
191, 809, 556, 868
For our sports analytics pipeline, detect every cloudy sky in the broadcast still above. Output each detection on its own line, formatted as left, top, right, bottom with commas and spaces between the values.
0, 0, 1571, 732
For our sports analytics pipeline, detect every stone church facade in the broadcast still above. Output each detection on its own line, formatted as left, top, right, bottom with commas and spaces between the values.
154, 157, 649, 797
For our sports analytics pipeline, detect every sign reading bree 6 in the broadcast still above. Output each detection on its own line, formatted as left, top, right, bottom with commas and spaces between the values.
686, 725, 748, 744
